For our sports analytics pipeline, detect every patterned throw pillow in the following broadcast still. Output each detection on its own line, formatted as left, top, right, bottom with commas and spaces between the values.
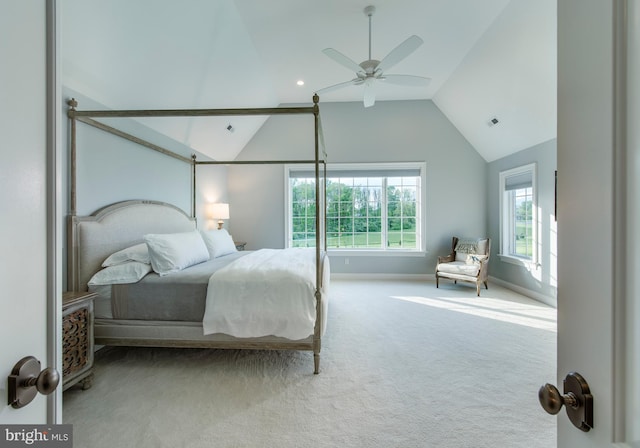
466, 254, 488, 265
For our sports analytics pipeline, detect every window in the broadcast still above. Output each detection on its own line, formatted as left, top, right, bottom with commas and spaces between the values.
286, 163, 425, 253
499, 163, 537, 264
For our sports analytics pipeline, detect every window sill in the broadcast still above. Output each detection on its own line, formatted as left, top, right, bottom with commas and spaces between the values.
498, 254, 538, 269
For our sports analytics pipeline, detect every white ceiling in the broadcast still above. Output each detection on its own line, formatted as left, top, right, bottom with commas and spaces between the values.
61, 0, 556, 162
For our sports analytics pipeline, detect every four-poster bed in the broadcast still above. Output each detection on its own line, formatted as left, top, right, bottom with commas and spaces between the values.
66, 95, 329, 373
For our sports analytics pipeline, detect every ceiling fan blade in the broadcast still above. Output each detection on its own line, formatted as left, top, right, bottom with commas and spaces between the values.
380, 74, 431, 86
316, 79, 359, 95
322, 48, 365, 75
363, 80, 376, 108
376, 35, 424, 74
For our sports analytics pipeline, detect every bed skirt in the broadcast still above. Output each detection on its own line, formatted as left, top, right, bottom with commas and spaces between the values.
94, 318, 315, 350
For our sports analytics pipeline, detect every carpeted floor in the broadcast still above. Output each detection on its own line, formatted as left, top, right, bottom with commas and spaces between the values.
63, 278, 557, 448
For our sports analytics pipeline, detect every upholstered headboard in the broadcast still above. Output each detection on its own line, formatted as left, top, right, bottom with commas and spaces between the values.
68, 200, 197, 291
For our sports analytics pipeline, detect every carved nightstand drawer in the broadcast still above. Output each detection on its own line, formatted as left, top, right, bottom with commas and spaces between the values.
62, 291, 97, 391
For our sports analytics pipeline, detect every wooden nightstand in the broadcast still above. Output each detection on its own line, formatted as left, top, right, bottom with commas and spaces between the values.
62, 291, 97, 391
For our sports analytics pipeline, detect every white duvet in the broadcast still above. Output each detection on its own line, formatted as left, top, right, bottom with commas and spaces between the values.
202, 248, 328, 340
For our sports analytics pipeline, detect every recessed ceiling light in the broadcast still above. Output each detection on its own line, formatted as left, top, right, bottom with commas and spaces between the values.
296, 80, 305, 86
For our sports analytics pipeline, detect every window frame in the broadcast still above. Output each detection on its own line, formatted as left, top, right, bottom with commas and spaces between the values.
285, 162, 427, 256
498, 163, 538, 267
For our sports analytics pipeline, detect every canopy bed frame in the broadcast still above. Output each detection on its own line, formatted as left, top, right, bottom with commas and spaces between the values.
66, 95, 328, 373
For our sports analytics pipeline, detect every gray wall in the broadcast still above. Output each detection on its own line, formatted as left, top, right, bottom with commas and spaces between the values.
63, 89, 197, 216
229, 99, 488, 275
487, 138, 557, 304
61, 88, 228, 287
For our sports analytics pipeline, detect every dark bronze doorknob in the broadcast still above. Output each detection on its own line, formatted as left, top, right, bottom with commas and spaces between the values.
539, 383, 577, 414
538, 371, 593, 432
8, 356, 61, 409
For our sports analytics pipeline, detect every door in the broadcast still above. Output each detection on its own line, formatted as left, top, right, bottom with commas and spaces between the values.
0, 0, 61, 424
556, 0, 639, 446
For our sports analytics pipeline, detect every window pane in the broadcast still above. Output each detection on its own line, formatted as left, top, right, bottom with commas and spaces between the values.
292, 233, 314, 248
512, 187, 533, 258
368, 198, 381, 215
388, 231, 402, 247
367, 232, 382, 247
306, 217, 316, 231
339, 232, 353, 248
388, 217, 401, 231
400, 231, 417, 249
353, 217, 367, 232
401, 217, 416, 231
351, 232, 369, 248
327, 232, 339, 248
368, 217, 381, 232
401, 186, 417, 202
292, 217, 306, 232
339, 218, 352, 232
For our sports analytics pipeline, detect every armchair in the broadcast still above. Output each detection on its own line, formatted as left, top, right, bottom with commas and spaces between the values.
435, 237, 491, 296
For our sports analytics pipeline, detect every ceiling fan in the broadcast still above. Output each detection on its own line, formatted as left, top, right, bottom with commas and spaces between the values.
316, 5, 431, 108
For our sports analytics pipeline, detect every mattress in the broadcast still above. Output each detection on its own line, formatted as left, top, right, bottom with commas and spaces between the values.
90, 251, 249, 321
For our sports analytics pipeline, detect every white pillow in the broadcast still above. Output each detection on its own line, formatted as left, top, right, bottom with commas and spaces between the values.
102, 243, 150, 267
144, 230, 210, 276
88, 261, 152, 285
200, 228, 238, 259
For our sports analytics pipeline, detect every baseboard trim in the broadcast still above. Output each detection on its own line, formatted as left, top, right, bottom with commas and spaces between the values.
331, 273, 433, 281
488, 276, 557, 308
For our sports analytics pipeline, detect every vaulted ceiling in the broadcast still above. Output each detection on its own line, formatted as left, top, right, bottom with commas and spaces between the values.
61, 0, 556, 162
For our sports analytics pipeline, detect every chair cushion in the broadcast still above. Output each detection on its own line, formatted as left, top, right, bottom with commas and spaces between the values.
437, 261, 480, 277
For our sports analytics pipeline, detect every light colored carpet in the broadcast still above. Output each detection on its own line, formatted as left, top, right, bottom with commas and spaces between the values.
63, 278, 557, 448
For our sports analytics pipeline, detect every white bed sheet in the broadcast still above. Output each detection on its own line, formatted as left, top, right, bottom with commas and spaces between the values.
202, 248, 327, 340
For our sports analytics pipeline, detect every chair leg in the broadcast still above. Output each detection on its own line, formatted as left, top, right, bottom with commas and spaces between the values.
477, 283, 481, 296
436, 275, 439, 288
484, 280, 488, 290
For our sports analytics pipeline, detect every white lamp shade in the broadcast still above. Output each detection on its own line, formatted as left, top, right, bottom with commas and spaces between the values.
210, 203, 229, 220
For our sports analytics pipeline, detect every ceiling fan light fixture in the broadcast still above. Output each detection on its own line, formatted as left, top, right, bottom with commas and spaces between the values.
316, 4, 429, 108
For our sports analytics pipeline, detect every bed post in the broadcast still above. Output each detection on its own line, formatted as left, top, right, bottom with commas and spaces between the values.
67, 98, 78, 217
312, 93, 322, 374
67, 98, 79, 291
